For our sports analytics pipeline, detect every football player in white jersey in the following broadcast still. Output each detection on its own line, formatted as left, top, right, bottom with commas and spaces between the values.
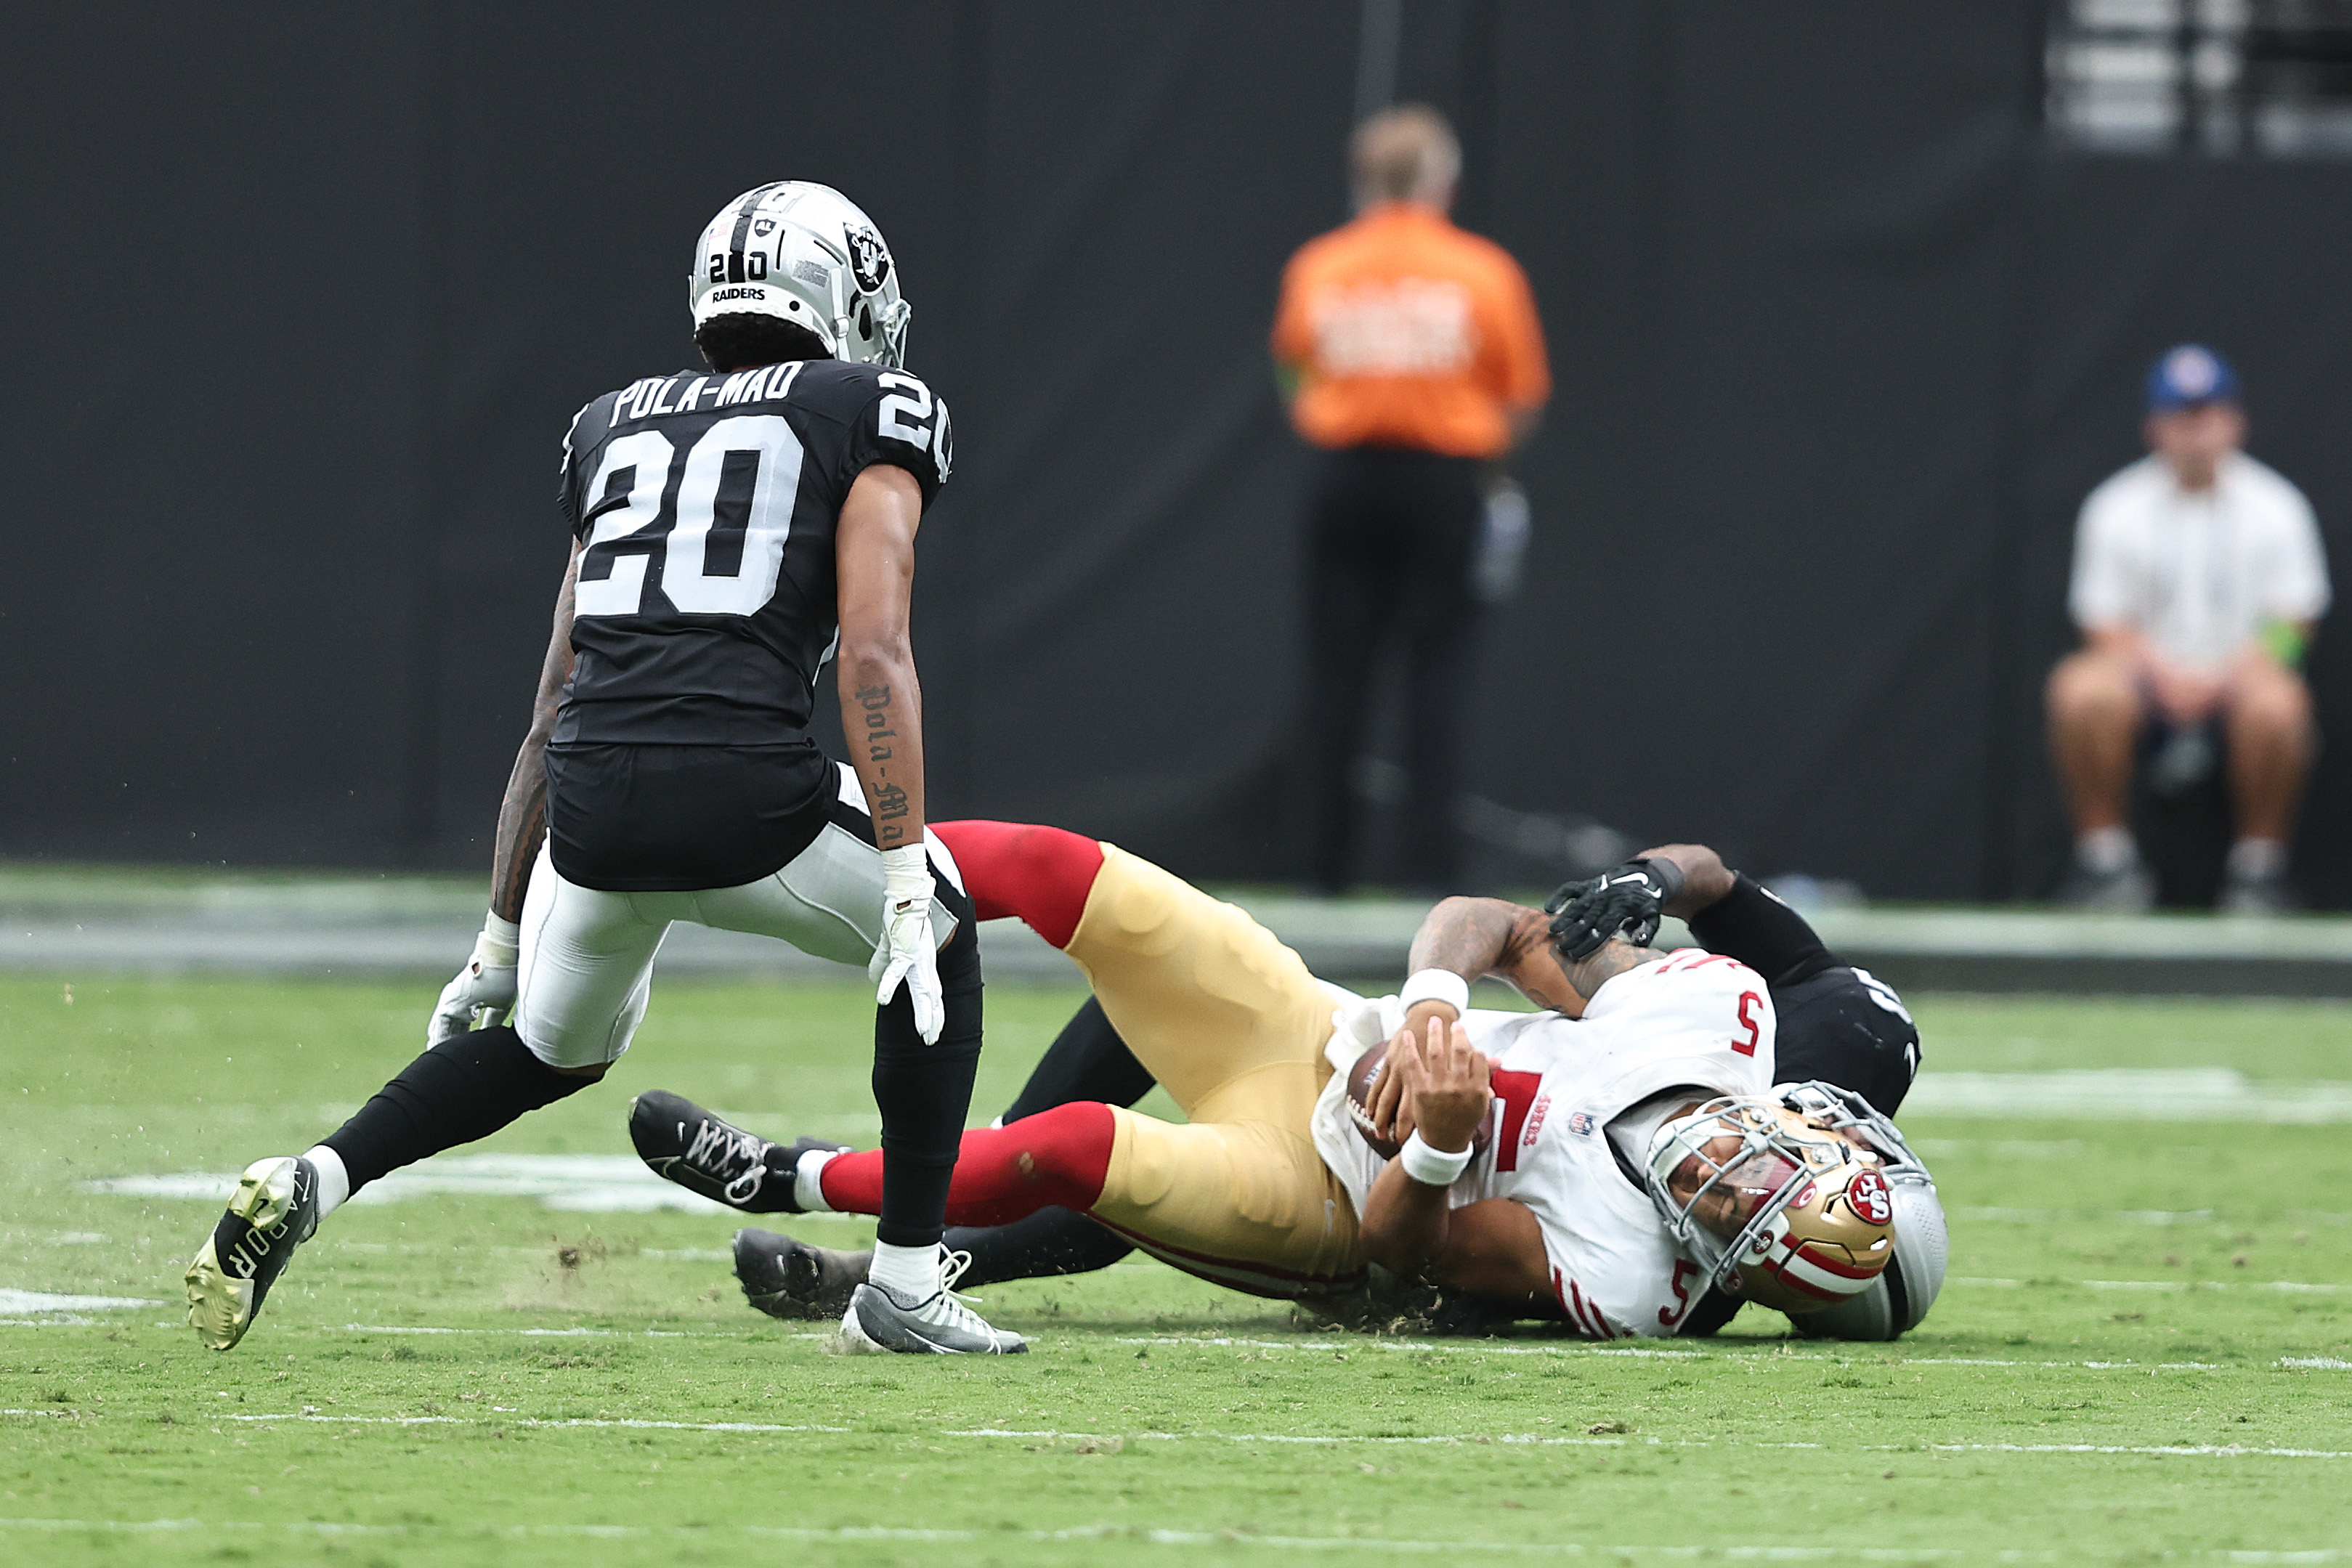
632, 821, 1897, 1339
720, 836, 1947, 1340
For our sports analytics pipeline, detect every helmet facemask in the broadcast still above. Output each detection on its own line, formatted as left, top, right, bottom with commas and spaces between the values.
1646, 1097, 1897, 1311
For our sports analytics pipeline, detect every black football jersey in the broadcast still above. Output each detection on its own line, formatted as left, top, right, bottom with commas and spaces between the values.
550, 357, 952, 748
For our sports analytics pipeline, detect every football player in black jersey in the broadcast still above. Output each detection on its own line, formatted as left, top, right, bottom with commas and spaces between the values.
186, 183, 1022, 1355
720, 840, 1946, 1341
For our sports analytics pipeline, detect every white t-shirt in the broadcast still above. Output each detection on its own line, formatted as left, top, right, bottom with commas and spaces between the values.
1310, 951, 1775, 1339
2068, 452, 2330, 672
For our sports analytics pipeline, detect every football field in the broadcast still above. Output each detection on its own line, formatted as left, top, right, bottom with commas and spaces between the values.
2, 972, 2349, 1566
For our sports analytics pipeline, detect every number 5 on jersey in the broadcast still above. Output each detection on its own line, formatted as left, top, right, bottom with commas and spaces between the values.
575, 415, 805, 620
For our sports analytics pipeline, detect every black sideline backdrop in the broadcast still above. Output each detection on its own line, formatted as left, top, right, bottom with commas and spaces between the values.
9, 3, 2352, 904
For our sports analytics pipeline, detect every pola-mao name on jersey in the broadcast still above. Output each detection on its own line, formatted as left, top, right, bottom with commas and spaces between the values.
553, 357, 952, 749
1311, 951, 1776, 1339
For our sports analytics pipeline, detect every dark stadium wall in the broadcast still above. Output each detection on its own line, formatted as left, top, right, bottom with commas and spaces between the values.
7, 2, 2352, 905
2012, 161, 2352, 908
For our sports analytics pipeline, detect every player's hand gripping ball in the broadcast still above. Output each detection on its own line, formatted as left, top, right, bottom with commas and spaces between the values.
1347, 1031, 1496, 1161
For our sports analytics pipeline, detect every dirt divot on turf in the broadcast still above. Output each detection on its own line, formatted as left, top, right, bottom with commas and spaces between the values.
497, 1231, 692, 1319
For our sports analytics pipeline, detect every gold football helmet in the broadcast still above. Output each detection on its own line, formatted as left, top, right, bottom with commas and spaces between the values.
1645, 1096, 1897, 1311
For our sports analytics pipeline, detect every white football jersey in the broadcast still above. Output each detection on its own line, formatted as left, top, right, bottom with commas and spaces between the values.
1310, 951, 1777, 1339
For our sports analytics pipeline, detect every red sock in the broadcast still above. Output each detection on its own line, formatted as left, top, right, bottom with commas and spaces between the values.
930, 821, 1105, 949
818, 1101, 1116, 1226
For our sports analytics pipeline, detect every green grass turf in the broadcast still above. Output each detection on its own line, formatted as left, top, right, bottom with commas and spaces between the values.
1, 975, 2350, 1565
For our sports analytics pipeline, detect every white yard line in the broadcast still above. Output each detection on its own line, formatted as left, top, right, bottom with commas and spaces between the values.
1112, 1334, 1704, 1360
328, 1323, 830, 1341
12, 1319, 2337, 1378
943, 1429, 2352, 1461
1108, 1333, 2259, 1373
1904, 1069, 2352, 1124
0, 1518, 2224, 1561
0, 1289, 162, 1314
10, 1407, 2343, 1461
0, 1520, 2341, 1560
1948, 1277, 2345, 1293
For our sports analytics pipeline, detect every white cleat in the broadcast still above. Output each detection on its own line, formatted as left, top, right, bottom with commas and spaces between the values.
838, 1248, 1027, 1355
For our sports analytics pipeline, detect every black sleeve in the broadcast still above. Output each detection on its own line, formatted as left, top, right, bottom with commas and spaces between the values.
840, 366, 952, 509
1685, 874, 1838, 990
556, 394, 615, 541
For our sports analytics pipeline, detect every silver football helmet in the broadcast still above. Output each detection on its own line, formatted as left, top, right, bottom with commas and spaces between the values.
688, 182, 912, 368
1646, 1096, 1897, 1311
1776, 1081, 1949, 1340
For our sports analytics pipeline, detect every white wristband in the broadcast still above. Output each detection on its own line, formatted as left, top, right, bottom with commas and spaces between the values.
1399, 968, 1469, 1016
478, 911, 520, 967
1398, 1130, 1474, 1187
880, 843, 931, 908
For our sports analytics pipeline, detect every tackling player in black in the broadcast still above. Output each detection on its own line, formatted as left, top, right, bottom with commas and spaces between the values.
720, 841, 1945, 1341
186, 182, 1023, 1355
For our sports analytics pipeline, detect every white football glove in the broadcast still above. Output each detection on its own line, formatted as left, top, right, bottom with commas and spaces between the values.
867, 844, 944, 1044
428, 912, 521, 1047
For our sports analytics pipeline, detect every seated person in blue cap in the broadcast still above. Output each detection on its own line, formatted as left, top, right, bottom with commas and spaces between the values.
2047, 344, 2330, 912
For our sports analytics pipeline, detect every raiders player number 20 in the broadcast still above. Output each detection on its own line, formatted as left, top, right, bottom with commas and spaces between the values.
184, 182, 1025, 1358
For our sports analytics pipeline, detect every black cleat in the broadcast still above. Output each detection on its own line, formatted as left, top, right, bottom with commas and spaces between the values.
733, 1228, 869, 1321
185, 1156, 320, 1351
629, 1090, 845, 1212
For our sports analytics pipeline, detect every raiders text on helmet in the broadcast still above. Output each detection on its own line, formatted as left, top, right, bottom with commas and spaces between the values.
689, 182, 912, 369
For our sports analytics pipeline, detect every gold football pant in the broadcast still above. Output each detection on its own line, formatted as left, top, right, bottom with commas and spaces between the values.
1066, 846, 1363, 1296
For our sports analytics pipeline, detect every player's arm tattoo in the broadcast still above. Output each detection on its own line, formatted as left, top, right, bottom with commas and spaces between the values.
1560, 940, 1666, 1000
852, 681, 913, 848
835, 463, 927, 856
1408, 896, 1583, 1013
489, 548, 580, 923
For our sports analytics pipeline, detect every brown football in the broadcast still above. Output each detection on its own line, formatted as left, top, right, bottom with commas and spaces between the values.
1345, 1039, 1493, 1162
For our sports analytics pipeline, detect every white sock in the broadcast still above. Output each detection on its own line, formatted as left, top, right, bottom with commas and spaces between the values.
868, 1240, 941, 1301
794, 1148, 842, 1213
302, 1144, 351, 1217
2077, 826, 2137, 875
2229, 837, 2287, 880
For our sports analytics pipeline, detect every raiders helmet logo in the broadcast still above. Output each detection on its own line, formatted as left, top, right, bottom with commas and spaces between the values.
846, 226, 891, 293
1846, 1167, 1894, 1226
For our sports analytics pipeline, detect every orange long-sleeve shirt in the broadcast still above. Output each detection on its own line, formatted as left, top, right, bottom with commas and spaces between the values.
1271, 201, 1549, 460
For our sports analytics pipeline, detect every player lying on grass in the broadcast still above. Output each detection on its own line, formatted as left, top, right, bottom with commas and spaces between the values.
186, 182, 1023, 1356
634, 824, 1906, 1339
767, 840, 1946, 1339
693, 840, 1947, 1339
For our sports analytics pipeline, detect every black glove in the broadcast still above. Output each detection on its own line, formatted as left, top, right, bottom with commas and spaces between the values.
1545, 858, 1687, 962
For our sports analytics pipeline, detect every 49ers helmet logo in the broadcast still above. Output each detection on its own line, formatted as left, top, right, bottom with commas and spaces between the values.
1846, 1166, 1894, 1227
846, 226, 891, 293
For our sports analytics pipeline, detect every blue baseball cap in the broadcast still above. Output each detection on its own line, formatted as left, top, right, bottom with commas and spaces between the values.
2146, 344, 2240, 413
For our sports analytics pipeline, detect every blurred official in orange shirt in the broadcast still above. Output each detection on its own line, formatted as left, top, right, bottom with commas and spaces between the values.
1273, 105, 1549, 893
